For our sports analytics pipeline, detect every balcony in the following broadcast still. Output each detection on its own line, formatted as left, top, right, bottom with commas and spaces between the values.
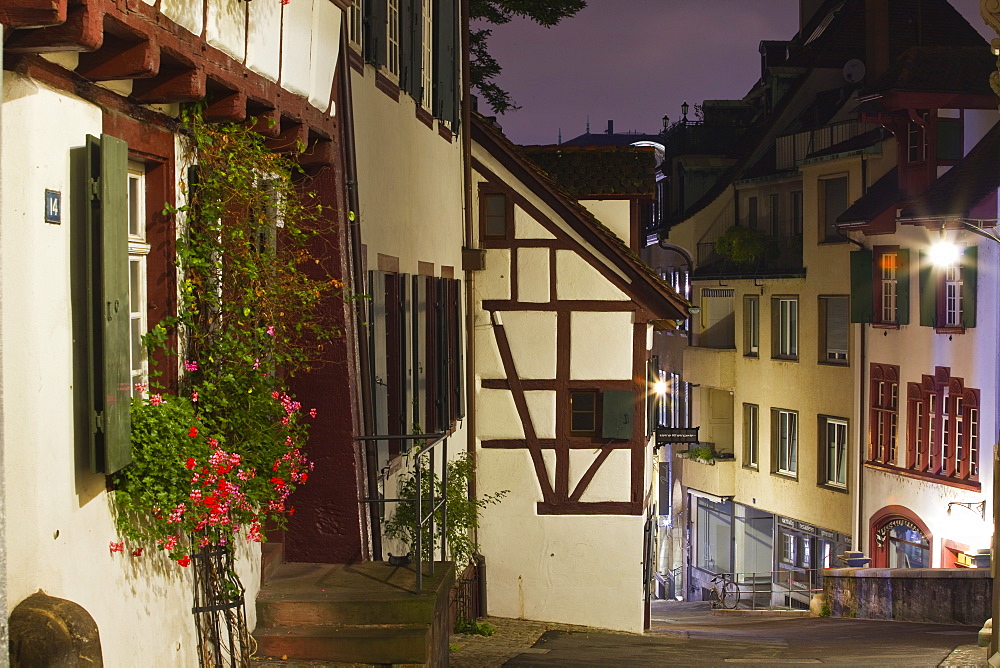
679, 452, 736, 498
683, 345, 737, 390
696, 232, 803, 279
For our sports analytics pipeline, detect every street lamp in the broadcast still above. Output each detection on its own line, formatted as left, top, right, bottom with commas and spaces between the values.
928, 229, 960, 267
681, 101, 689, 122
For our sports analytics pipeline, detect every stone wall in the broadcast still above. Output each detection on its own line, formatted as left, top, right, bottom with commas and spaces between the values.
824, 568, 991, 625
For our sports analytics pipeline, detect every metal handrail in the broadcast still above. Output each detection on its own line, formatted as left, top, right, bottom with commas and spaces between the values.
697, 567, 825, 610
357, 432, 448, 593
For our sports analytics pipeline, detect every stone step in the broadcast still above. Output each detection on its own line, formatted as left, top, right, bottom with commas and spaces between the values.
261, 542, 284, 585
253, 623, 432, 665
258, 595, 437, 628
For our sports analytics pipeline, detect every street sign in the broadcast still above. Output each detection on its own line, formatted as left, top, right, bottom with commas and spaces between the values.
655, 427, 700, 447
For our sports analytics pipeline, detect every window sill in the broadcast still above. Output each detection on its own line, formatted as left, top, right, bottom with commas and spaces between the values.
438, 124, 454, 142
817, 360, 849, 368
871, 323, 900, 330
771, 355, 799, 362
375, 71, 400, 101
415, 104, 434, 129
934, 327, 966, 335
818, 482, 849, 494
743, 464, 759, 472
744, 353, 759, 359
771, 470, 798, 481
348, 47, 364, 74
818, 239, 848, 245
864, 461, 981, 491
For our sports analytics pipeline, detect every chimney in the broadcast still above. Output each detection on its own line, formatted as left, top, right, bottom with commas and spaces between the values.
607, 120, 614, 135
865, 0, 890, 85
799, 0, 825, 33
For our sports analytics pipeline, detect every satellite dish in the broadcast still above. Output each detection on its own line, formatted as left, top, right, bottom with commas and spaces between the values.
843, 59, 866, 84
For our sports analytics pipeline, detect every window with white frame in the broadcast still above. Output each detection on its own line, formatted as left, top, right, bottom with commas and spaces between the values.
349, 0, 364, 50
744, 295, 759, 357
772, 408, 798, 475
880, 251, 898, 323
820, 296, 849, 363
944, 261, 963, 327
772, 296, 798, 359
744, 403, 759, 469
822, 416, 848, 487
387, 0, 400, 78
420, 0, 433, 109
128, 162, 149, 396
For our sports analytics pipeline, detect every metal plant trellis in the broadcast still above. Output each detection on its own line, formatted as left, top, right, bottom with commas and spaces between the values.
191, 542, 251, 667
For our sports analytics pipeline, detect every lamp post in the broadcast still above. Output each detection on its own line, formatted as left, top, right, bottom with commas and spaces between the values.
681, 101, 689, 124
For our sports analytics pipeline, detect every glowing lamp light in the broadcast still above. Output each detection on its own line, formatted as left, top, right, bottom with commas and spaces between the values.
653, 380, 668, 396
928, 239, 960, 267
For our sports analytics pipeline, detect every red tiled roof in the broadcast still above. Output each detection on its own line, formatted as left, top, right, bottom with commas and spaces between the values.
518, 145, 656, 199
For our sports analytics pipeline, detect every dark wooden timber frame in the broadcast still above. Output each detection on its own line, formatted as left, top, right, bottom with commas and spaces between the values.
4, 0, 346, 163
472, 115, 687, 516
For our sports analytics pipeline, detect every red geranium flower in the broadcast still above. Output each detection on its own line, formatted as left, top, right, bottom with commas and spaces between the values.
178, 555, 191, 567
185, 457, 196, 470
188, 426, 198, 437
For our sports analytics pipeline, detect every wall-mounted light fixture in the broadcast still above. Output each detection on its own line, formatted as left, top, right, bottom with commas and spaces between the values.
947, 500, 986, 520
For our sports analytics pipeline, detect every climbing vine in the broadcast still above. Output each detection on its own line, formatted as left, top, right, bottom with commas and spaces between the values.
111, 111, 344, 565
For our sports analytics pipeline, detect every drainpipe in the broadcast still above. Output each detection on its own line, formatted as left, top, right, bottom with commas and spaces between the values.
0, 27, 8, 655
339, 20, 381, 560
460, 0, 475, 502
855, 312, 866, 551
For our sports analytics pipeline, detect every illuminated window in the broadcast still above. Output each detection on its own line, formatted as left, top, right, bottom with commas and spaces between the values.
905, 368, 980, 482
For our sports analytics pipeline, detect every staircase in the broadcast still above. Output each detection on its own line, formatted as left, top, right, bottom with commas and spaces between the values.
252, 561, 455, 667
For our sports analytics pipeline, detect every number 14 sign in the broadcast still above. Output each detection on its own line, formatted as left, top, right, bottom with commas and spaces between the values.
45, 189, 61, 225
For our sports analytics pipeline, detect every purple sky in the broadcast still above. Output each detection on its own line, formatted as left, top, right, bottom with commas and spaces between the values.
483, 0, 995, 146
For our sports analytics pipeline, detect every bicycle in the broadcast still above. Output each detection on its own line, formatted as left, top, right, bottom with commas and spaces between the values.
709, 573, 740, 609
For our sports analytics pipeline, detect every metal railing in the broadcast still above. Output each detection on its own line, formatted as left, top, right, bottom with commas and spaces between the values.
704, 567, 825, 610
358, 432, 448, 593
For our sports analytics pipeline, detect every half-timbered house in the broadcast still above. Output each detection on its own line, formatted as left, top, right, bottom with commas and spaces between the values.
470, 114, 688, 632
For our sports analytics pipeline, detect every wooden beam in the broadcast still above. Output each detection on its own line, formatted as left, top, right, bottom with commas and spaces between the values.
0, 0, 67, 28
265, 122, 309, 154
131, 66, 205, 103
297, 139, 336, 167
77, 34, 158, 80
4, 0, 103, 53
246, 108, 282, 138
203, 91, 247, 123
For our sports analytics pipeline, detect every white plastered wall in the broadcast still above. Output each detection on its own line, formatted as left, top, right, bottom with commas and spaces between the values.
1, 75, 265, 667
470, 152, 647, 631
156, 0, 340, 113
580, 199, 631, 246
860, 224, 999, 562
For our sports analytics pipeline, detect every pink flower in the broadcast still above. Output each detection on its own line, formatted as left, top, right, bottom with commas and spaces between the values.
134, 383, 148, 394
309, 408, 317, 418
253, 358, 260, 370
266, 325, 275, 336
191, 391, 199, 403
184, 360, 198, 372
109, 541, 125, 553
149, 394, 165, 406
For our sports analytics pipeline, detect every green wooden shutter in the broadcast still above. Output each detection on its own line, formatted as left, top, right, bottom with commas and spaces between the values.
86, 134, 131, 474
602, 390, 635, 440
849, 249, 873, 323
896, 248, 910, 325
963, 245, 977, 328
918, 250, 937, 327
365, 0, 387, 66
433, 0, 458, 125
399, 0, 423, 100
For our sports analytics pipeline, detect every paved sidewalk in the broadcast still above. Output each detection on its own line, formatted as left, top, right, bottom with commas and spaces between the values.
449, 603, 988, 667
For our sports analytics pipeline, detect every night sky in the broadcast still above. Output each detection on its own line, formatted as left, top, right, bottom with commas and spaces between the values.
482, 0, 996, 146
